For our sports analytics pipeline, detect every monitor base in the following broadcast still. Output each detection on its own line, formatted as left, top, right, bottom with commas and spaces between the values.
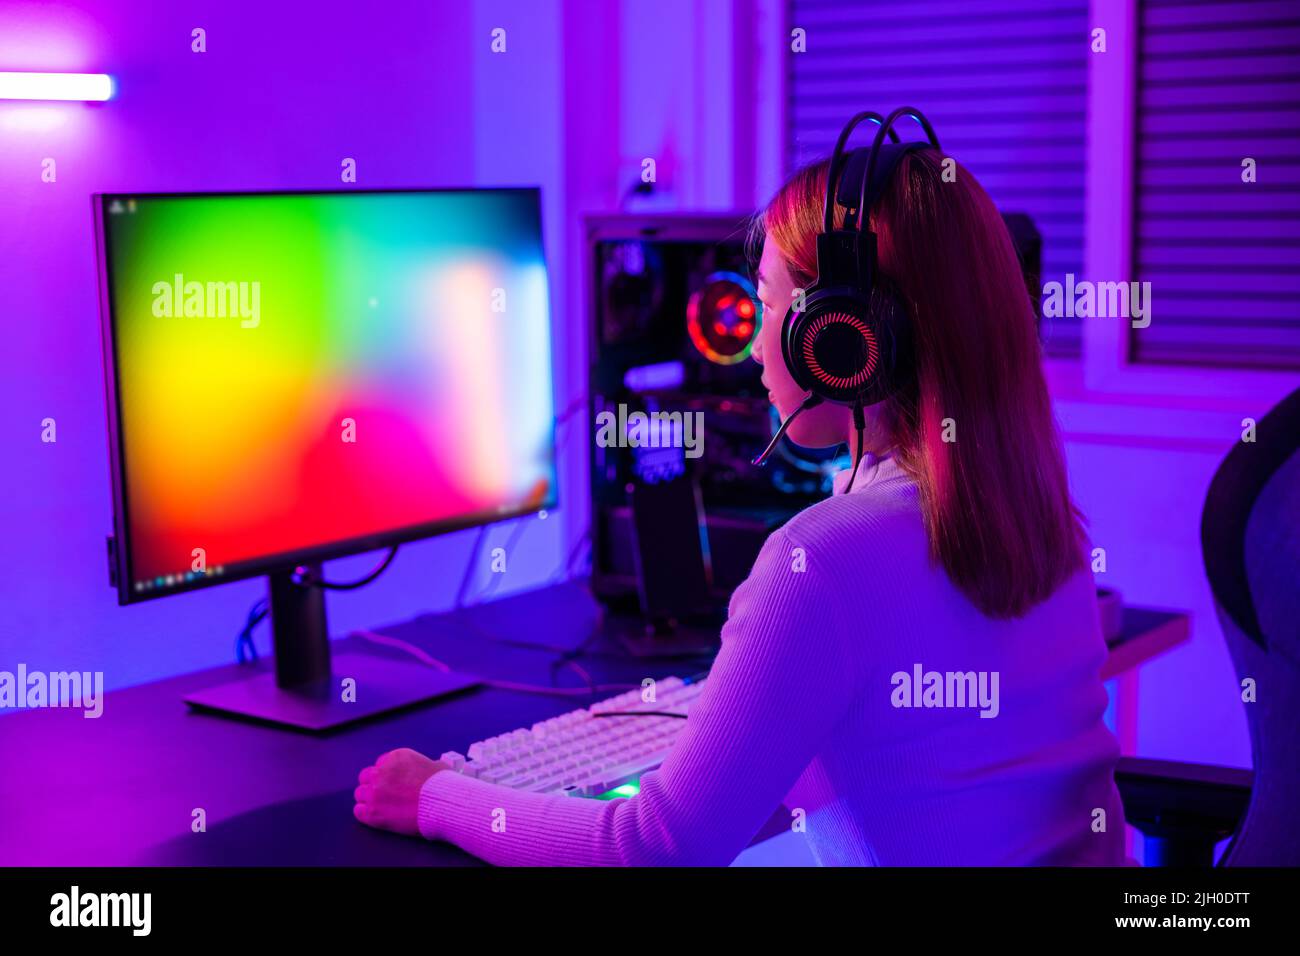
183, 652, 480, 732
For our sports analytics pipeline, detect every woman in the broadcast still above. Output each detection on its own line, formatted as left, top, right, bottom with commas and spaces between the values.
353, 147, 1127, 866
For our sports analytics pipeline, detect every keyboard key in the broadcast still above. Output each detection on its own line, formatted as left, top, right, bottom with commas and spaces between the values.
439, 751, 466, 771
452, 676, 700, 798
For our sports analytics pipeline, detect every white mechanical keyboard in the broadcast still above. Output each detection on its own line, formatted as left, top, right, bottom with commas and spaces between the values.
439, 676, 704, 798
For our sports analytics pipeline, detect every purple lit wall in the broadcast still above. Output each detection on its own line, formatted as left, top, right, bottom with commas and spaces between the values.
0, 0, 600, 690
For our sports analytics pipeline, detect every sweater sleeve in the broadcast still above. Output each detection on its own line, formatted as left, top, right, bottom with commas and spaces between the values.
416, 525, 860, 866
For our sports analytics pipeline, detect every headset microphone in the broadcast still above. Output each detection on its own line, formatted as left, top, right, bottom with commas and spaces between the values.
751, 392, 823, 467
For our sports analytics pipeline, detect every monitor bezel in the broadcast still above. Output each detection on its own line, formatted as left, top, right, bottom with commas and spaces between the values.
93, 185, 559, 606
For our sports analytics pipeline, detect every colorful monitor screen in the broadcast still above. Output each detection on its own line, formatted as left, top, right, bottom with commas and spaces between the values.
97, 188, 556, 602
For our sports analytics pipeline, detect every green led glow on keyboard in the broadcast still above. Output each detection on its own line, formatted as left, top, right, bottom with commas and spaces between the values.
594, 779, 641, 800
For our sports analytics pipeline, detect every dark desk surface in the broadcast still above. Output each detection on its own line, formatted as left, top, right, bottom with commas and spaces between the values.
0, 582, 1189, 866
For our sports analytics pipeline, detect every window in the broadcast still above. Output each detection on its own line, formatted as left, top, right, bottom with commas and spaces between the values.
1131, 0, 1300, 370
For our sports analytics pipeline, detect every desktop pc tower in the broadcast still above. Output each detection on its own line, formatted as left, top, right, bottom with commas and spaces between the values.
585, 211, 1043, 621
585, 213, 836, 624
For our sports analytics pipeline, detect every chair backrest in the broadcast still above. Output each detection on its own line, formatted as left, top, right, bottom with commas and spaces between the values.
1201, 386, 1300, 866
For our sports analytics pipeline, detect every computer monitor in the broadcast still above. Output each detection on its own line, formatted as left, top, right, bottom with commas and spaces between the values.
95, 187, 557, 729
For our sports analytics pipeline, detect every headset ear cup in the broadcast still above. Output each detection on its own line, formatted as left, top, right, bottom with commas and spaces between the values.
783, 287, 876, 404
860, 280, 911, 402
782, 284, 911, 406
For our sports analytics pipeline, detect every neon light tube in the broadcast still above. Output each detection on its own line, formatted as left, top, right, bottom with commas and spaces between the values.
0, 72, 114, 101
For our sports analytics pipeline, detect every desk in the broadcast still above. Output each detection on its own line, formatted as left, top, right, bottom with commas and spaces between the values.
1102, 606, 1192, 757
0, 583, 1188, 866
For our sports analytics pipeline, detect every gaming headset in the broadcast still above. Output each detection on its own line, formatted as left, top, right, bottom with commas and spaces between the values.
752, 106, 942, 491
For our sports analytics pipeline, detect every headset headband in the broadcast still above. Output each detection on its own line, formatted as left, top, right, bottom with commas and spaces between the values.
824, 106, 942, 235
823, 111, 898, 234
835, 143, 928, 231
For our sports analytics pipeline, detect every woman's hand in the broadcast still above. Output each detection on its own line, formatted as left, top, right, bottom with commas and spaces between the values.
354, 748, 447, 837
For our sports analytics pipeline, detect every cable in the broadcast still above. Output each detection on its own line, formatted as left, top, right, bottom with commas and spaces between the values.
554, 394, 585, 426
453, 606, 589, 656
620, 177, 655, 209
591, 710, 688, 719
308, 546, 398, 590
351, 628, 638, 699
235, 598, 269, 665
454, 526, 490, 610
551, 527, 591, 585
554, 656, 599, 694
231, 547, 397, 664
354, 627, 452, 672
475, 517, 529, 601
445, 609, 609, 699
844, 401, 867, 494
483, 677, 635, 698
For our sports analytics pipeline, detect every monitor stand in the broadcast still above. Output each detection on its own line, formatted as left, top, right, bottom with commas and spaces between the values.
183, 565, 480, 732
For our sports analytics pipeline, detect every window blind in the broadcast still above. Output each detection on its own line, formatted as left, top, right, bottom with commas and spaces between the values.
786, 0, 1090, 356
1132, 0, 1300, 369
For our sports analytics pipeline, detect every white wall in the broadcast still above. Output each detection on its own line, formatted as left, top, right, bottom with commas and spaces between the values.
1066, 438, 1251, 765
